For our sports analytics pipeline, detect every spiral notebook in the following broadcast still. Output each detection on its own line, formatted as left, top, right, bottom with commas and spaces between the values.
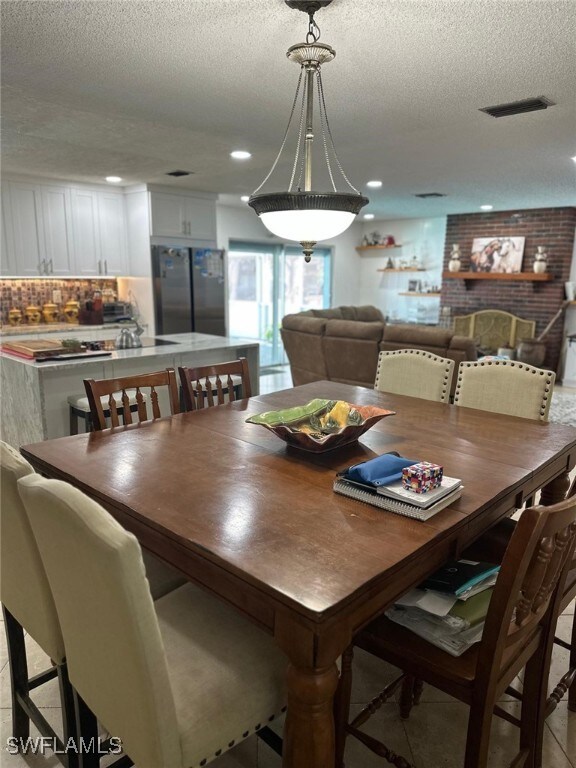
333, 478, 463, 521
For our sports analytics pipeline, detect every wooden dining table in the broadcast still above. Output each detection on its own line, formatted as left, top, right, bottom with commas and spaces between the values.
20, 380, 576, 768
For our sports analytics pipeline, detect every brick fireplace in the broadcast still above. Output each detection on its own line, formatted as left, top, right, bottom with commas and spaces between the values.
441, 207, 576, 372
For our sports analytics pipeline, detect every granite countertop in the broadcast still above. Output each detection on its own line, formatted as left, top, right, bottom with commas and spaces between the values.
0, 333, 259, 370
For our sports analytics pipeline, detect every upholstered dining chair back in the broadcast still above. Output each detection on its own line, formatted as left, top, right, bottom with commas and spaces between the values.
0, 441, 64, 663
83, 367, 180, 430
374, 349, 455, 403
18, 474, 182, 768
454, 359, 555, 420
179, 357, 252, 411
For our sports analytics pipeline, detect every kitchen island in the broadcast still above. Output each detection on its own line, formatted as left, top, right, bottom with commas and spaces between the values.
0, 333, 259, 447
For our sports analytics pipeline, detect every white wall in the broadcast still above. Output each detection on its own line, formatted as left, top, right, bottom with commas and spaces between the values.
560, 229, 576, 384
216, 203, 362, 307
357, 218, 447, 323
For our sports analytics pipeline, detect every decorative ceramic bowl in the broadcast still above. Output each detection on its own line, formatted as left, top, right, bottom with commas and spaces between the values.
246, 398, 395, 452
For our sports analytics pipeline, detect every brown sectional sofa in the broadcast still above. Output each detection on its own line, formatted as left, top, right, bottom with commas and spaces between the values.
280, 305, 477, 388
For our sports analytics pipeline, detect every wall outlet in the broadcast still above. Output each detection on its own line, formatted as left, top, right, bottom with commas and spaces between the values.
52, 289, 62, 304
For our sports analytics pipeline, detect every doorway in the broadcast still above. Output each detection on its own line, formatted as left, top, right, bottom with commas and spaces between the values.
228, 241, 332, 367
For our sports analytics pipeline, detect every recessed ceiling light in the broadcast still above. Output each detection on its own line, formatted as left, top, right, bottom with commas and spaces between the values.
240, 196, 250, 202
366, 180, 382, 188
480, 204, 493, 210
105, 176, 122, 183
230, 150, 251, 160
363, 213, 375, 220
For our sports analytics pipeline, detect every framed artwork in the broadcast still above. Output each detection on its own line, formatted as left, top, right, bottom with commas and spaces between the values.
407, 279, 421, 292
470, 236, 525, 274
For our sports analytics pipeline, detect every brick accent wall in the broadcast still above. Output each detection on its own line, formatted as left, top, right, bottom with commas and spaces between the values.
441, 207, 576, 372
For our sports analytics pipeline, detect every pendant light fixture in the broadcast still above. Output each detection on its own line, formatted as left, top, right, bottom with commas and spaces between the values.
248, 0, 368, 261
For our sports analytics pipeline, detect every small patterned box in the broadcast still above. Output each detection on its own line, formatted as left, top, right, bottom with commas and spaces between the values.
401, 462, 443, 493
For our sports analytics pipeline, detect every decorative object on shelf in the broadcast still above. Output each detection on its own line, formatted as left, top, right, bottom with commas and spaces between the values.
8, 308, 22, 326
533, 246, 548, 274
448, 244, 462, 272
470, 236, 525, 274
385, 256, 395, 270
248, 0, 368, 262
24, 305, 41, 325
361, 234, 370, 247
368, 231, 383, 246
42, 302, 59, 324
63, 299, 79, 324
383, 235, 396, 247
407, 279, 421, 293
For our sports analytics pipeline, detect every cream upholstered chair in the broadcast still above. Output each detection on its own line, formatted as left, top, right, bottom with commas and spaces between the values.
454, 359, 555, 420
0, 441, 77, 766
18, 474, 287, 768
374, 349, 455, 403
178, 358, 252, 412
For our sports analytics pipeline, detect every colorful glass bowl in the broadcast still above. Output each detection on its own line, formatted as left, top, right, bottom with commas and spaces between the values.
246, 398, 395, 452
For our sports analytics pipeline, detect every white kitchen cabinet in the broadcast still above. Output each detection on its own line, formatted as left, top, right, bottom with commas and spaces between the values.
41, 185, 75, 275
149, 192, 216, 240
1, 193, 16, 275
6, 182, 45, 275
71, 189, 128, 276
4, 181, 74, 275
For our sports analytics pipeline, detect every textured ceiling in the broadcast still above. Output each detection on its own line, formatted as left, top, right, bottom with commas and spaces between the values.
1, 0, 575, 219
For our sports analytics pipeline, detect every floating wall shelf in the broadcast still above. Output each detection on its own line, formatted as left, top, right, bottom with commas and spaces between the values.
377, 268, 424, 273
442, 271, 552, 282
398, 292, 441, 297
356, 245, 402, 252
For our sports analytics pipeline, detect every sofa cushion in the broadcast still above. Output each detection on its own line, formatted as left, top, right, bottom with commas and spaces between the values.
339, 305, 358, 320
355, 305, 386, 322
325, 319, 384, 342
311, 308, 343, 319
323, 336, 380, 386
281, 314, 327, 334
383, 324, 452, 348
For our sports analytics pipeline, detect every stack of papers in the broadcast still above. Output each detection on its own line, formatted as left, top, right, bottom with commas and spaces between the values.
386, 560, 500, 656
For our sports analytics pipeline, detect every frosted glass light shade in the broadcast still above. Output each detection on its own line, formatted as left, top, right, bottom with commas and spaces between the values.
260, 209, 356, 242
249, 191, 368, 244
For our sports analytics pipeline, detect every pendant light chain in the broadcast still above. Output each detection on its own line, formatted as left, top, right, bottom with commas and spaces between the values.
316, 69, 337, 193
316, 71, 361, 195
289, 71, 309, 192
252, 69, 304, 196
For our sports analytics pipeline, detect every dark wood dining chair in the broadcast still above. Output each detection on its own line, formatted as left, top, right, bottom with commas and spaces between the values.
83, 368, 180, 430
178, 358, 252, 412
464, 476, 576, 718
334, 493, 576, 768
0, 441, 78, 768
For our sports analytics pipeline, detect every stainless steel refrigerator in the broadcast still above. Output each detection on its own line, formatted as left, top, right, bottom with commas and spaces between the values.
151, 245, 226, 336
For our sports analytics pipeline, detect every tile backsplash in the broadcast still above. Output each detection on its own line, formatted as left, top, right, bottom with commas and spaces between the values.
0, 278, 118, 326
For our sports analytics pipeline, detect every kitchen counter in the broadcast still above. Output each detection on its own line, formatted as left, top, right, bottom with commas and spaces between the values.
1, 333, 260, 446
0, 323, 132, 337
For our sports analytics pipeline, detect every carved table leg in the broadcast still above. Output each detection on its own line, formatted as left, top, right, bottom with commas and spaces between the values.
283, 662, 340, 768
540, 471, 571, 507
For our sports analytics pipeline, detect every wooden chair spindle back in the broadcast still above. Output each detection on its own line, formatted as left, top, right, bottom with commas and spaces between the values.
179, 358, 252, 412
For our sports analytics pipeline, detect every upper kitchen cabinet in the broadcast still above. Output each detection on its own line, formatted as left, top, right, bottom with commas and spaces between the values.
71, 189, 128, 276
4, 181, 74, 276
149, 192, 216, 240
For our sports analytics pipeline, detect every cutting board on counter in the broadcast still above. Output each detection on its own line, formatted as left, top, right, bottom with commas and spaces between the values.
1, 339, 65, 359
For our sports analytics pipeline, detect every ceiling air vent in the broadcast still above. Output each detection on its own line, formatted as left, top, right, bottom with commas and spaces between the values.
479, 96, 555, 118
166, 170, 194, 177
414, 192, 446, 198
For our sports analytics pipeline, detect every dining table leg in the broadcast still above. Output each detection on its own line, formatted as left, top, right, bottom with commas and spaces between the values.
282, 661, 340, 768
540, 470, 571, 506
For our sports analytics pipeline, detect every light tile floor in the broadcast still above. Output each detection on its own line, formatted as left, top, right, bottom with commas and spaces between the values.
2, 368, 574, 767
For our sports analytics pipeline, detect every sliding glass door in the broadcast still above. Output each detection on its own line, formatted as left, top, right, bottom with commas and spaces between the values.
228, 241, 332, 367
